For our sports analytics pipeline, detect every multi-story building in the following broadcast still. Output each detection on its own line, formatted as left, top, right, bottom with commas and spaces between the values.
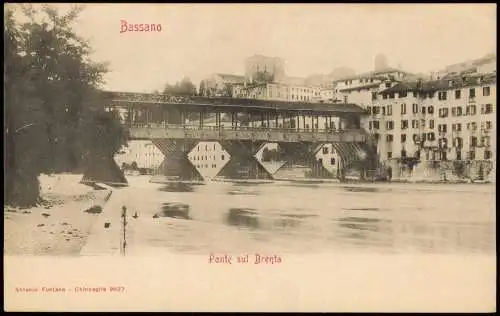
200, 73, 245, 97
333, 68, 415, 106
114, 140, 164, 173
240, 81, 322, 102
245, 55, 286, 83
366, 72, 496, 168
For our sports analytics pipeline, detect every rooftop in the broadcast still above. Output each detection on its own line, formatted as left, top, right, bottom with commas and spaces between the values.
339, 82, 382, 92
380, 73, 497, 94
104, 91, 367, 115
334, 67, 413, 83
215, 73, 245, 82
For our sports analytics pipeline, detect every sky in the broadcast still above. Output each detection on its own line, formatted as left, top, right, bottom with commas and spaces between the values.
7, 3, 497, 93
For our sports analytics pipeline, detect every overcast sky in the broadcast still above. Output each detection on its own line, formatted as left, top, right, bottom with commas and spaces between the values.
8, 3, 497, 92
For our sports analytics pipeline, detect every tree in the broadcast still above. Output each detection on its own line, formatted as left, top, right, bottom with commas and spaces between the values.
221, 83, 233, 97
163, 77, 197, 96
4, 5, 128, 207
199, 80, 206, 96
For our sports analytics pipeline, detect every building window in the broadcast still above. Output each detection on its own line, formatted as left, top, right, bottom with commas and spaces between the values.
438, 91, 447, 100
428, 106, 434, 114
483, 86, 491, 96
372, 92, 377, 100
221, 154, 225, 160
412, 103, 419, 114
399, 91, 407, 98
470, 136, 478, 147
470, 105, 477, 115
318, 158, 323, 164
411, 119, 419, 129
451, 123, 462, 131
401, 134, 407, 143
372, 106, 380, 114
386, 121, 394, 130
422, 106, 426, 115
413, 92, 418, 98
438, 124, 447, 133
468, 150, 475, 160
429, 119, 435, 129
484, 150, 492, 160
387, 152, 392, 159
401, 120, 409, 129
389, 93, 395, 99
330, 157, 336, 165
387, 105, 392, 116
469, 88, 476, 98
386, 134, 394, 142
429, 92, 435, 99
482, 104, 493, 114
382, 107, 386, 115
439, 138, 448, 149
383, 94, 388, 100
372, 121, 380, 130
456, 107, 462, 116
413, 134, 420, 142
323, 147, 328, 154
401, 103, 407, 115
427, 132, 436, 141
480, 136, 490, 147
438, 108, 449, 118
455, 89, 461, 99
456, 151, 462, 160
454, 137, 463, 148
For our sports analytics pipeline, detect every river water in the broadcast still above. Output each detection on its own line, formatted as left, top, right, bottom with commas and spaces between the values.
116, 177, 495, 256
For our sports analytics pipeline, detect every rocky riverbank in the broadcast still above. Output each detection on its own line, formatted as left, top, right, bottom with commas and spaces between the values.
4, 174, 112, 256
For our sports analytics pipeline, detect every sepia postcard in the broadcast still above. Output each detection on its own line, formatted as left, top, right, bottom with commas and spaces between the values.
3, 3, 496, 312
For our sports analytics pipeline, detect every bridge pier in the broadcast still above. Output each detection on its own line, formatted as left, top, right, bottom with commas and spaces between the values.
217, 140, 272, 180
271, 142, 335, 180
151, 139, 203, 182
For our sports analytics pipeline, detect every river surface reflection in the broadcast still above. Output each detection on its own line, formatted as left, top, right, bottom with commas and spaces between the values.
120, 177, 495, 255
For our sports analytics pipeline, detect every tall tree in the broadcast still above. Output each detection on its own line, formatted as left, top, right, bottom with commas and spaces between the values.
4, 5, 128, 207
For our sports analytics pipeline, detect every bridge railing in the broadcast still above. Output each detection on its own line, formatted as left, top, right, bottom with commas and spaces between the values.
128, 123, 367, 143
129, 123, 354, 134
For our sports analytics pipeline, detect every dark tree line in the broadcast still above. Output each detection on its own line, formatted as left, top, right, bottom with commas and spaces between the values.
163, 77, 197, 96
4, 5, 128, 207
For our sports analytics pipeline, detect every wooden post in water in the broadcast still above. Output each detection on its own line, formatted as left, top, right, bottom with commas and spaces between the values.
121, 206, 127, 256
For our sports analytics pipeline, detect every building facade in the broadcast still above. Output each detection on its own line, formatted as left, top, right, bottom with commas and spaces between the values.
365, 73, 496, 169
114, 140, 165, 173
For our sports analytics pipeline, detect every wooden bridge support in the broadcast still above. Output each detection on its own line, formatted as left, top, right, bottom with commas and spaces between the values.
217, 140, 272, 180
150, 139, 204, 182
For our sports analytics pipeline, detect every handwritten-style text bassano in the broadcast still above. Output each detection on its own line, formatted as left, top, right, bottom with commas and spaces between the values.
120, 20, 162, 33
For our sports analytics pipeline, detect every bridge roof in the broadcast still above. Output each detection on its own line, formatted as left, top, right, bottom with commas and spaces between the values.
103, 91, 366, 115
